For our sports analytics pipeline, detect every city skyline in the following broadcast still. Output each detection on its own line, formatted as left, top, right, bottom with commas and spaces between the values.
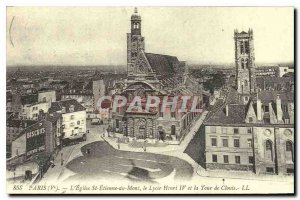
7, 7, 294, 67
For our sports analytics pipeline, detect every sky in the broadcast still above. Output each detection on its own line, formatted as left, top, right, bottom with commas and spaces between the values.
6, 7, 294, 66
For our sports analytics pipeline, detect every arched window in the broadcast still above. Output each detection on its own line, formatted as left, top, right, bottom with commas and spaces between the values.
265, 140, 273, 162
245, 59, 249, 68
286, 141, 293, 162
171, 125, 176, 135
241, 58, 245, 69
244, 80, 248, 86
240, 41, 244, 54
245, 41, 249, 54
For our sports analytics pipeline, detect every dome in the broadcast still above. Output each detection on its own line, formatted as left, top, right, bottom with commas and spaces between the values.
131, 7, 141, 20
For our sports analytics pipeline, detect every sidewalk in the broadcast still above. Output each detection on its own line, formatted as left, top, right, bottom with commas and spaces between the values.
40, 131, 103, 183
196, 166, 294, 182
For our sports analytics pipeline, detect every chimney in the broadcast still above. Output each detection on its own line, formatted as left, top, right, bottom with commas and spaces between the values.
225, 104, 229, 117
257, 96, 262, 121
276, 94, 283, 122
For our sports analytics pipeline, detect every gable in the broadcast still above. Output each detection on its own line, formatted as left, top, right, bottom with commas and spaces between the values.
133, 51, 153, 75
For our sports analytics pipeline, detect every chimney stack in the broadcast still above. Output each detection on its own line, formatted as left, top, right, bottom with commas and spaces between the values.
257, 95, 262, 121
276, 94, 283, 122
225, 104, 229, 117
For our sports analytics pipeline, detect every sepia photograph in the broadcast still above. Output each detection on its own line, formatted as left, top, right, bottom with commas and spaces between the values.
5, 6, 294, 194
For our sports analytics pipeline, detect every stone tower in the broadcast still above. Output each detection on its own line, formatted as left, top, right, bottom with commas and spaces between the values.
234, 29, 256, 94
127, 8, 145, 75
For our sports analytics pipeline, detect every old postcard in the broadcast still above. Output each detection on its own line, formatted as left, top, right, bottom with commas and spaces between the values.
6, 7, 294, 194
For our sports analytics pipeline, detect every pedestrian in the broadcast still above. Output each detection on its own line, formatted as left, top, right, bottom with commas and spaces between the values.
118, 143, 120, 149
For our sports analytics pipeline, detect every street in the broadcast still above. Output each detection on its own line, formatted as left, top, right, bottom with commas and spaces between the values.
65, 141, 194, 183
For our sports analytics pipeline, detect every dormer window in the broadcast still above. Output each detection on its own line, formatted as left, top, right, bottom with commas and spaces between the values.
69, 105, 75, 112
62, 106, 66, 113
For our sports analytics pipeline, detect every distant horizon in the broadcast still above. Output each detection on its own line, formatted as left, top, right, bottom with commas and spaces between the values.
7, 7, 294, 66
6, 62, 294, 70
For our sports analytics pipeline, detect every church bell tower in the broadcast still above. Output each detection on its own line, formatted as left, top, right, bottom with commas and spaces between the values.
234, 29, 256, 94
127, 8, 145, 75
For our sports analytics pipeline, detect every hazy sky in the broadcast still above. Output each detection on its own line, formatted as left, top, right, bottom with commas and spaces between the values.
7, 7, 294, 66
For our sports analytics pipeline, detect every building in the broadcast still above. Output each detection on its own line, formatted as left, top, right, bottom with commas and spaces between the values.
200, 29, 294, 176
278, 66, 294, 77
203, 90, 294, 175
234, 29, 256, 95
49, 99, 86, 144
255, 66, 278, 77
109, 8, 203, 144
256, 76, 294, 92
60, 80, 94, 113
6, 116, 36, 158
7, 113, 62, 180
10, 113, 62, 159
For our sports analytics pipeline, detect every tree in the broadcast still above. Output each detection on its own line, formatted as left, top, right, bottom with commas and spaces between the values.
203, 72, 225, 94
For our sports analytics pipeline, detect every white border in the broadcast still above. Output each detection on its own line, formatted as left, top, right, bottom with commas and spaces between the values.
0, 0, 298, 199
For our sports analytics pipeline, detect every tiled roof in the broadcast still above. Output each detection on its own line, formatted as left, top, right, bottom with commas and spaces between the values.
49, 99, 86, 114
45, 113, 62, 123
145, 53, 180, 77
7, 119, 37, 128
21, 94, 38, 105
253, 91, 294, 103
205, 104, 246, 125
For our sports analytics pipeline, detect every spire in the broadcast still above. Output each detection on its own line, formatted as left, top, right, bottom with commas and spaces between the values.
134, 7, 138, 14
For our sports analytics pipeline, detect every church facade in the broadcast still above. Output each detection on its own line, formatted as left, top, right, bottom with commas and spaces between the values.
111, 8, 203, 144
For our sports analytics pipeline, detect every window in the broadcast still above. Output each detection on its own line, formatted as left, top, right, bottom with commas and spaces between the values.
159, 112, 163, 117
264, 105, 269, 112
247, 139, 253, 148
116, 119, 119, 128
241, 58, 245, 69
212, 155, 217, 163
265, 140, 273, 161
77, 121, 80, 125
222, 128, 227, 134
211, 138, 217, 147
234, 139, 240, 148
245, 41, 249, 54
223, 155, 229, 164
284, 119, 290, 124
286, 141, 293, 162
235, 156, 240, 164
266, 167, 274, 173
211, 126, 216, 133
171, 125, 176, 135
287, 168, 294, 174
222, 139, 228, 147
171, 112, 176, 118
240, 41, 244, 54
247, 128, 252, 134
234, 128, 239, 134
249, 117, 253, 122
249, 156, 254, 164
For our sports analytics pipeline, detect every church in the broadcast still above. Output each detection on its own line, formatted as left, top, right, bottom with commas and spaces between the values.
111, 8, 203, 144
